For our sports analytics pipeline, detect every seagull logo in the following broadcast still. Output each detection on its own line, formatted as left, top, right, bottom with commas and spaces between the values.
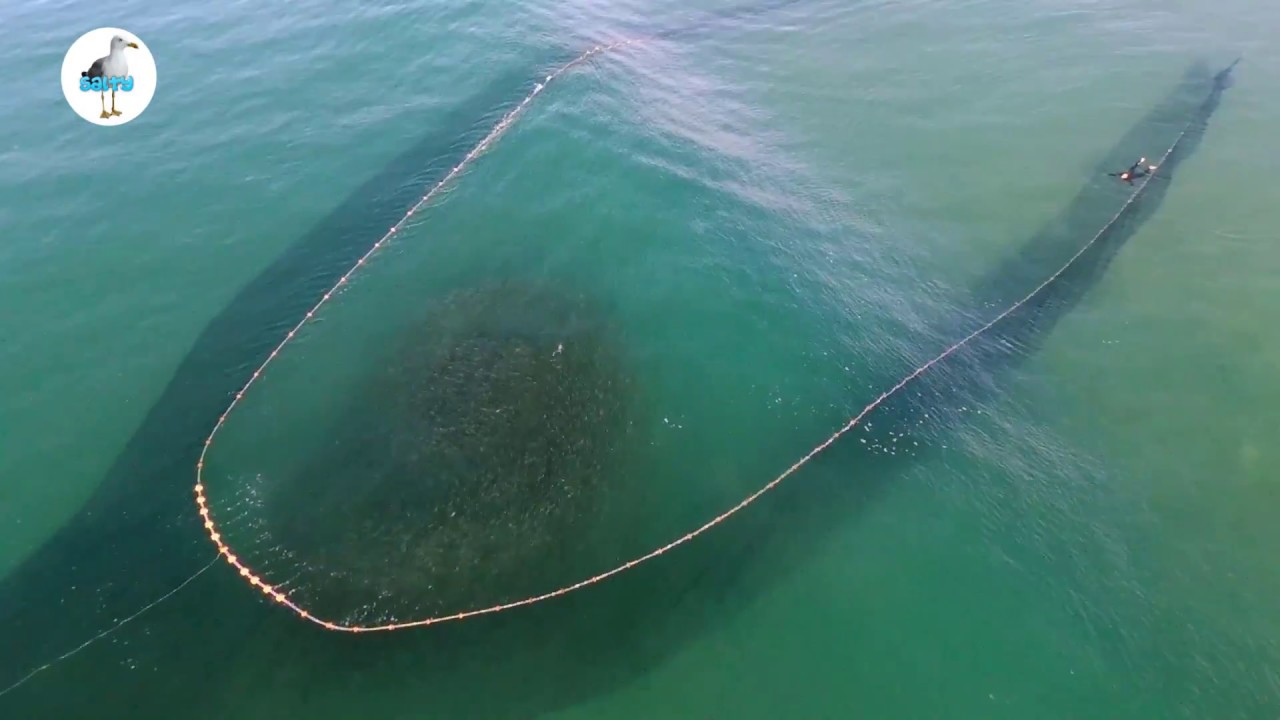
80, 35, 140, 119
61, 28, 157, 126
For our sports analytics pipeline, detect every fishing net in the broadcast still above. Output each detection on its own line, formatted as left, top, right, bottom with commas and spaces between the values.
192, 39, 1237, 633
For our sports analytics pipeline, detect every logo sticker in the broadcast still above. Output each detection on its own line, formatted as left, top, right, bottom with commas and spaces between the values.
61, 28, 156, 126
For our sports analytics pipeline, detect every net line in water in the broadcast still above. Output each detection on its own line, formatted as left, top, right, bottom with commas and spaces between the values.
194, 39, 1217, 632
0, 39, 639, 704
0, 558, 219, 699
0, 6, 816, 693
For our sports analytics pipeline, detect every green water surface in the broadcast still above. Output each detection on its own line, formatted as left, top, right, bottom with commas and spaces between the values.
1, 0, 1277, 717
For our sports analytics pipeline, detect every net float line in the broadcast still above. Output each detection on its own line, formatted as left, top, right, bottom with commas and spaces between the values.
0, 557, 219, 699
194, 38, 1198, 632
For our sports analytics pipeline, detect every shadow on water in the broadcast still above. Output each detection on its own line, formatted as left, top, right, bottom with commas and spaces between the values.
962, 59, 1238, 368
0, 0, 837, 713
0, 61, 550, 689
0, 23, 1240, 720
887, 58, 1237, 421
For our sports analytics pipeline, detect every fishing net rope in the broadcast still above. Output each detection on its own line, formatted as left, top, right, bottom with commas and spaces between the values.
191, 38, 1217, 632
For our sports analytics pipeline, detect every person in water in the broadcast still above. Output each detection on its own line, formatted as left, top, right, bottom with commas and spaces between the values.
1109, 156, 1159, 184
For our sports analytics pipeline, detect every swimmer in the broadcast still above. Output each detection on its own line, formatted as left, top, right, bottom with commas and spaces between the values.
1108, 156, 1159, 184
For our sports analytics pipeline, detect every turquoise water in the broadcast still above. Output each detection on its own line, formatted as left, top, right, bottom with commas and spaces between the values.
2, 0, 1278, 717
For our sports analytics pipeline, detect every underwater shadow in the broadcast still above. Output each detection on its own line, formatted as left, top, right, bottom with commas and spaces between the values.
0, 0, 839, 712
0, 61, 554, 690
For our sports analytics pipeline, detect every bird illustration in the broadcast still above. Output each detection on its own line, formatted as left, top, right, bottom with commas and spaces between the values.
81, 35, 139, 119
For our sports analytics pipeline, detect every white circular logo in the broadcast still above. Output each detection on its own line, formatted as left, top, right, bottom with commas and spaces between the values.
61, 28, 156, 126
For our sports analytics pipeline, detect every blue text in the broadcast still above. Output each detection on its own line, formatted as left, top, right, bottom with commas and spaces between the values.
80, 76, 134, 92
